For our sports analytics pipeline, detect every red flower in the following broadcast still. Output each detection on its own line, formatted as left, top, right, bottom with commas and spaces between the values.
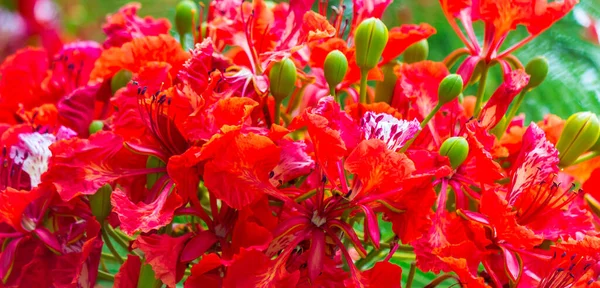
102, 3, 171, 49
196, 127, 282, 209
441, 0, 578, 80
478, 70, 530, 130
133, 233, 191, 287
0, 48, 49, 123
90, 35, 190, 81
111, 186, 182, 235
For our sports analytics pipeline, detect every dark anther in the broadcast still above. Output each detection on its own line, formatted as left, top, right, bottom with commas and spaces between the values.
141, 86, 148, 95
269, 171, 275, 178
561, 251, 567, 258
67, 63, 75, 70
344, 190, 352, 198
137, 87, 142, 95
557, 268, 564, 272
571, 254, 577, 261
321, 175, 327, 183
132, 81, 139, 85
584, 264, 591, 271
569, 263, 575, 271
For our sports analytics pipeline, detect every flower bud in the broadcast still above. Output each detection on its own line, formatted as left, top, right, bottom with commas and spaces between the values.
438, 74, 463, 105
89, 184, 112, 222
269, 58, 297, 102
590, 137, 600, 152
354, 18, 389, 71
439, 137, 469, 169
324, 50, 348, 91
175, 0, 197, 37
89, 120, 104, 135
374, 61, 398, 103
403, 39, 429, 64
111, 69, 132, 94
525, 56, 548, 89
556, 112, 600, 167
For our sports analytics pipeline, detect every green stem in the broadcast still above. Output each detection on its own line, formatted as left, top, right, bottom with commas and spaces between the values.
101, 252, 119, 262
400, 104, 442, 152
390, 252, 416, 262
100, 258, 109, 272
179, 34, 186, 50
359, 70, 369, 104
98, 270, 115, 281
495, 89, 527, 138
330, 86, 337, 103
355, 248, 386, 270
106, 224, 131, 250
473, 64, 490, 118
572, 151, 600, 166
424, 274, 456, 288
115, 228, 135, 242
274, 100, 281, 126
102, 223, 124, 264
406, 262, 417, 288
295, 189, 317, 202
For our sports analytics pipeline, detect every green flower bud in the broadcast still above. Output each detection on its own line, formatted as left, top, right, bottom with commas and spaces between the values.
590, 137, 600, 152
89, 120, 104, 135
556, 112, 600, 167
111, 69, 132, 94
439, 137, 469, 169
354, 18, 389, 71
403, 39, 429, 64
438, 74, 463, 105
374, 61, 398, 104
269, 58, 297, 102
324, 50, 348, 91
90, 184, 112, 222
525, 56, 548, 89
175, 0, 197, 37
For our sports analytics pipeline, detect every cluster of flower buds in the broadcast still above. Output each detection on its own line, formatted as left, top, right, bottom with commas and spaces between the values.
0, 0, 599, 287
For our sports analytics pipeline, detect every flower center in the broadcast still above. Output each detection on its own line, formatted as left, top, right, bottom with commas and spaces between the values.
311, 211, 327, 227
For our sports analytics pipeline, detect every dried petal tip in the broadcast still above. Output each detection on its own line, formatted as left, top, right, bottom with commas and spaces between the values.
90, 184, 113, 222
556, 112, 600, 167
175, 0, 197, 36
403, 39, 429, 64
111, 69, 132, 94
89, 120, 104, 135
324, 50, 348, 91
525, 56, 549, 89
439, 137, 469, 169
269, 58, 297, 103
354, 18, 389, 71
438, 74, 463, 105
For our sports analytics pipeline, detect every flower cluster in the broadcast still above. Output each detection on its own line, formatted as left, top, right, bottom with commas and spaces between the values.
0, 0, 599, 287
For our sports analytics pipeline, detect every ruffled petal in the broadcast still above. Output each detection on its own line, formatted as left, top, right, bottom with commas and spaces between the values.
102, 3, 171, 48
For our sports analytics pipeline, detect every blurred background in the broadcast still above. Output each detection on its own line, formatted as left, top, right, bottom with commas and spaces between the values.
0, 0, 599, 121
